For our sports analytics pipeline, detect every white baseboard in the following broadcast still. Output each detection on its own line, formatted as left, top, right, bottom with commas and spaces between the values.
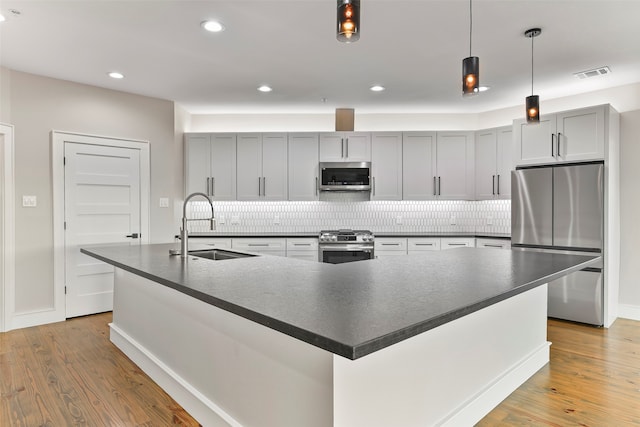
618, 304, 640, 321
109, 323, 240, 427
9, 308, 65, 330
440, 342, 550, 426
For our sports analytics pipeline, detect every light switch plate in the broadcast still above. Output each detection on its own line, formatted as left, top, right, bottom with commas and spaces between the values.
159, 197, 170, 208
22, 195, 37, 207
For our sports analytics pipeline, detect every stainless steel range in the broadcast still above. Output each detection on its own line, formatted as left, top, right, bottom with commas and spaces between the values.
319, 229, 374, 264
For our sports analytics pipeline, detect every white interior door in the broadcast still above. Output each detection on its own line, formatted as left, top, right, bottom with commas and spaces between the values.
64, 142, 141, 318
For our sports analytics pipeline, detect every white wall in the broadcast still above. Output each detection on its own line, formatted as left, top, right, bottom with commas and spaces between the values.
619, 109, 640, 317
3, 68, 180, 320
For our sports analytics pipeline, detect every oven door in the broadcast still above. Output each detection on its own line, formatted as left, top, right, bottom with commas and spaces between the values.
320, 245, 374, 264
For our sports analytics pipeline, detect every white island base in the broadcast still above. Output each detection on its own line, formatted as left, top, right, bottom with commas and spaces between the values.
110, 268, 549, 427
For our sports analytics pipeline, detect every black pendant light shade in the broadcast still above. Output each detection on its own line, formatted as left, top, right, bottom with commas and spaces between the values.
337, 0, 360, 43
463, 56, 480, 95
462, 0, 479, 96
525, 28, 542, 123
526, 95, 540, 123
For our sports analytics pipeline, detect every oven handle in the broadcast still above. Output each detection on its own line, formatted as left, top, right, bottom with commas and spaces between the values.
319, 245, 374, 252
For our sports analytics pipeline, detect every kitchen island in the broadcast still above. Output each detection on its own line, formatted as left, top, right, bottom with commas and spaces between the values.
82, 244, 598, 427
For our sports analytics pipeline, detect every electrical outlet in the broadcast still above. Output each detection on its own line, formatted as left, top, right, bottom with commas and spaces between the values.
396, 216, 402, 225
159, 197, 169, 208
22, 195, 37, 207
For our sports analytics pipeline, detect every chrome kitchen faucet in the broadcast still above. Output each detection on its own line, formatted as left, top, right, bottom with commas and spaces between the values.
173, 192, 215, 258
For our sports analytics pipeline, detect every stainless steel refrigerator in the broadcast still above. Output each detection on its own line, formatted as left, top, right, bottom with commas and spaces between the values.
511, 161, 604, 326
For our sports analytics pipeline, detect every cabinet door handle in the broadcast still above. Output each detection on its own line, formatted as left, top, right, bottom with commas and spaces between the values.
345, 138, 349, 158
211, 177, 215, 196
262, 177, 266, 197
315, 177, 318, 196
415, 243, 434, 246
381, 243, 400, 246
372, 176, 376, 196
433, 176, 437, 196
206, 177, 210, 196
485, 244, 503, 248
448, 243, 466, 246
248, 243, 269, 247
293, 243, 312, 247
258, 177, 262, 196
497, 175, 500, 195
557, 132, 562, 158
126, 233, 139, 239
341, 138, 345, 158
551, 134, 555, 158
438, 176, 441, 196
492, 175, 496, 195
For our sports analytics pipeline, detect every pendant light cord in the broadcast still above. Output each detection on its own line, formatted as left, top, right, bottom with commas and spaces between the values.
469, 0, 473, 56
531, 33, 534, 95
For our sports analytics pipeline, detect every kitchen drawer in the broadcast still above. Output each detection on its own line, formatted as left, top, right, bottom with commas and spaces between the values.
232, 238, 287, 254
189, 237, 232, 249
375, 238, 408, 252
407, 238, 441, 251
286, 251, 319, 262
440, 237, 475, 250
286, 238, 318, 252
476, 238, 511, 249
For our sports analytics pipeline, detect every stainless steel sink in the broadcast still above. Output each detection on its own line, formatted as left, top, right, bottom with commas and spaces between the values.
188, 249, 257, 261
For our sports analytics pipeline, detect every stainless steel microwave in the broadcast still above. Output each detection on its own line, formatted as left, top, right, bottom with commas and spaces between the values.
319, 162, 371, 192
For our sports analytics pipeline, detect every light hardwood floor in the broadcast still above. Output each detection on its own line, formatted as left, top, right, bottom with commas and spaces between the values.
1, 313, 639, 426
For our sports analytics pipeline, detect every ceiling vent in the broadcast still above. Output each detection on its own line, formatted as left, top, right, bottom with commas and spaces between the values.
573, 66, 611, 79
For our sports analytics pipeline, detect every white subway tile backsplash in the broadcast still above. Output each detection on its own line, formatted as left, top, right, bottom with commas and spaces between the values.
185, 199, 511, 235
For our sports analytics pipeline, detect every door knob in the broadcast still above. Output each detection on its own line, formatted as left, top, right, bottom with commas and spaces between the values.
126, 233, 139, 239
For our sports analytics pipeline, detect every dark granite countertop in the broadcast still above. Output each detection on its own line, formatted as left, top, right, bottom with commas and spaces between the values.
82, 244, 596, 360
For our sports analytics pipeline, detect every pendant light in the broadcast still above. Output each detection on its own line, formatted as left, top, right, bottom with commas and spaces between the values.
337, 0, 360, 43
462, 0, 479, 96
525, 28, 542, 123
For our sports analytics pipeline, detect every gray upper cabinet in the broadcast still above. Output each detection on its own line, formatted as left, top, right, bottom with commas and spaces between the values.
185, 133, 236, 200
513, 105, 606, 166
475, 126, 512, 200
435, 131, 475, 200
319, 132, 371, 162
288, 133, 319, 201
236, 133, 288, 200
371, 132, 403, 200
402, 132, 437, 200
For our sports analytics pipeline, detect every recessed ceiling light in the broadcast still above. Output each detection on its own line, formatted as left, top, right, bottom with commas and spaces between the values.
258, 85, 272, 93
108, 72, 125, 79
478, 86, 490, 92
201, 20, 225, 33
370, 85, 385, 92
